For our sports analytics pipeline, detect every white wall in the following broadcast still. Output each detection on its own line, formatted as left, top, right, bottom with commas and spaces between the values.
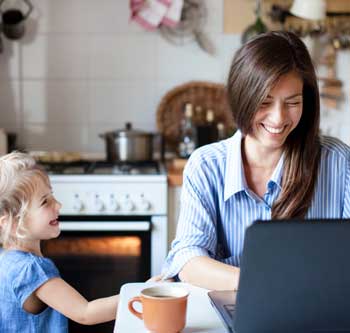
0, 0, 349, 153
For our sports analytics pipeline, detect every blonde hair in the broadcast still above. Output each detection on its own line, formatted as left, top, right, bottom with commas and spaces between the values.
0, 152, 50, 247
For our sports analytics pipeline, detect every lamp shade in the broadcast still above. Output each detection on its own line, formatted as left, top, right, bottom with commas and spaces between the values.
290, 0, 326, 20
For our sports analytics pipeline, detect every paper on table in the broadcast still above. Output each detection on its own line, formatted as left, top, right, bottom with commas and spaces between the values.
114, 282, 227, 333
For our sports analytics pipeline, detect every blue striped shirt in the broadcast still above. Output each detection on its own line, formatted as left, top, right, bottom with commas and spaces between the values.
162, 130, 350, 279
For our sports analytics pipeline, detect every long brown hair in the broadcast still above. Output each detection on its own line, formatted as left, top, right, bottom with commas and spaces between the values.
227, 31, 320, 219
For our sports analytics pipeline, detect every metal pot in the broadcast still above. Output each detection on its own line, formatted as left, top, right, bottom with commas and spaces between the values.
99, 122, 154, 163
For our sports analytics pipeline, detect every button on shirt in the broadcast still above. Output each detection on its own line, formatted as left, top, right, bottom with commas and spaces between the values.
162, 131, 350, 279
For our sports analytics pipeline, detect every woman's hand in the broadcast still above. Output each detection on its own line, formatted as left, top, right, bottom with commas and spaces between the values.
179, 256, 240, 290
146, 275, 175, 283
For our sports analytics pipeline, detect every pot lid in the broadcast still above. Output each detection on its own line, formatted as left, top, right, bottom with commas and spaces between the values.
113, 122, 153, 137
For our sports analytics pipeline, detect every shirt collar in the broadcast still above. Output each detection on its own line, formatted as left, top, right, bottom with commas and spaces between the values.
224, 130, 284, 201
224, 130, 247, 201
269, 152, 284, 190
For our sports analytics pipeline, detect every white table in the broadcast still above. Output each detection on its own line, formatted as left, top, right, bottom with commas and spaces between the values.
113, 282, 228, 333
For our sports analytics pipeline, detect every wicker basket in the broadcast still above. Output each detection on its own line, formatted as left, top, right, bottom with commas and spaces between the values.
156, 81, 235, 150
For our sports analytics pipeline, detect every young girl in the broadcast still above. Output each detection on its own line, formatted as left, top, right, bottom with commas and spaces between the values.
0, 152, 119, 332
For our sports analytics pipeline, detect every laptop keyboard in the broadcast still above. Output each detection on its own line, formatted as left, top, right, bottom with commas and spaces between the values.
224, 304, 236, 319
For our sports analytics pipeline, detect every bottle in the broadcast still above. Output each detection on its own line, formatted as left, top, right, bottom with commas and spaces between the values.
205, 110, 218, 143
217, 122, 226, 141
178, 103, 197, 158
196, 109, 218, 147
194, 105, 205, 126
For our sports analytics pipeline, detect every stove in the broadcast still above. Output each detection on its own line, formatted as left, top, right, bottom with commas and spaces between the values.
43, 160, 168, 332
45, 161, 167, 216
46, 161, 168, 270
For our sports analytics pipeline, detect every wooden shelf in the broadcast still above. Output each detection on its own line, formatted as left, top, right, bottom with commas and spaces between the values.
224, 0, 350, 34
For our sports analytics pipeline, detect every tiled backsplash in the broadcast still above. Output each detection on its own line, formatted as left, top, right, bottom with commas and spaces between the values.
0, 0, 349, 153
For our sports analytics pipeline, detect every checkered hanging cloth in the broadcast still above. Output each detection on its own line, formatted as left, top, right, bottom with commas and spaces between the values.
130, 0, 183, 30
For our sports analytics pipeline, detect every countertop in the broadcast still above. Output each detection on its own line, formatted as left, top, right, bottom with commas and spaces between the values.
167, 158, 187, 186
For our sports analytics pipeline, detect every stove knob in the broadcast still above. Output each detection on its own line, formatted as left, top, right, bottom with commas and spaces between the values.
94, 195, 105, 212
139, 194, 151, 211
123, 200, 135, 212
140, 200, 151, 211
73, 195, 84, 212
122, 195, 134, 212
109, 195, 120, 212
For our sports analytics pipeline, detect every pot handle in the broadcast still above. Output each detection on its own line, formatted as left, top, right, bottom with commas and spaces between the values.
99, 132, 115, 139
153, 132, 165, 162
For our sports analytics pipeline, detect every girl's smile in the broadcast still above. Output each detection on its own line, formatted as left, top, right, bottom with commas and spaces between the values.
49, 219, 59, 226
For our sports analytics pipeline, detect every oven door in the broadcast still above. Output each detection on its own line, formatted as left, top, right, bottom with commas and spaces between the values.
42, 215, 152, 333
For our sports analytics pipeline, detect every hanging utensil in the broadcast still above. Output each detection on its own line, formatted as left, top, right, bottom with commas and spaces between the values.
241, 0, 267, 44
0, 0, 33, 40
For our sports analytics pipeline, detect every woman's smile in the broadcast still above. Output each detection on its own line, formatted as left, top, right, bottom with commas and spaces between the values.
261, 124, 286, 135
248, 71, 303, 152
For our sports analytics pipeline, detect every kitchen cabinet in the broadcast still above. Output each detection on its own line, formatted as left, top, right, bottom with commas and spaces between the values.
224, 0, 297, 34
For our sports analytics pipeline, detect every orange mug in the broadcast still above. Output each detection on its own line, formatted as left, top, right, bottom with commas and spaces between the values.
128, 285, 189, 333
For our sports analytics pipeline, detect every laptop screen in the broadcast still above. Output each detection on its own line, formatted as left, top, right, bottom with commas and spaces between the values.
231, 219, 350, 332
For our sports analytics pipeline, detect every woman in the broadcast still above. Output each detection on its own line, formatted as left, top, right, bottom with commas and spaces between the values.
161, 31, 350, 290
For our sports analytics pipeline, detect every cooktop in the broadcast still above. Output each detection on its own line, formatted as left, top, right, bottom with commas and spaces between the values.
40, 160, 165, 176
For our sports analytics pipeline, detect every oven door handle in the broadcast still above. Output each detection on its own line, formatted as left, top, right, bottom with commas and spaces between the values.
59, 221, 150, 231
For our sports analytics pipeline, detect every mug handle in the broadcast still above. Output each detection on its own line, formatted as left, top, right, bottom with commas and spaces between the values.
128, 296, 143, 320
22, 0, 33, 19
0, 0, 4, 14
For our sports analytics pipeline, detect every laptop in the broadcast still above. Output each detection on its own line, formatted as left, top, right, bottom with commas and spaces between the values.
208, 219, 350, 333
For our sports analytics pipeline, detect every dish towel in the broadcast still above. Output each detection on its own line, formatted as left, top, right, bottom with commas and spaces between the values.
130, 0, 184, 30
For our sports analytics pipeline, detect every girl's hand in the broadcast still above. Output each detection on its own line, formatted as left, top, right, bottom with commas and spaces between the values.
35, 277, 118, 325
